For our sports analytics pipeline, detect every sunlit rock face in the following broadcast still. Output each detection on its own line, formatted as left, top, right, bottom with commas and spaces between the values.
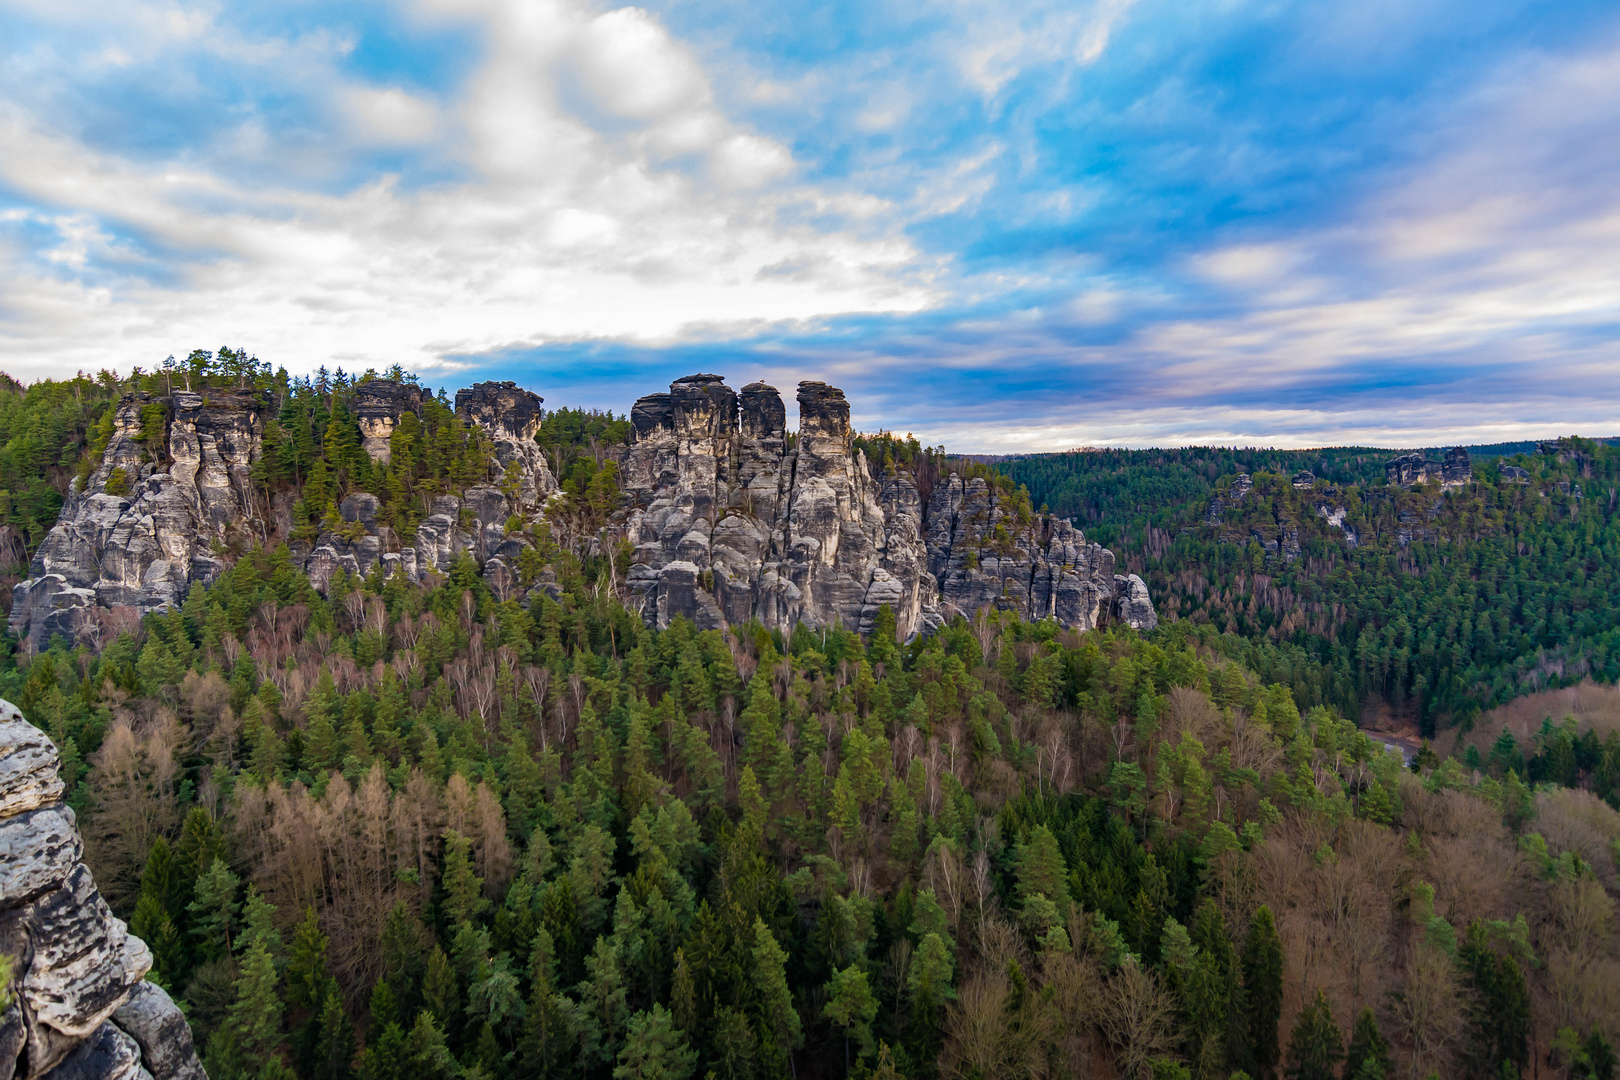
0, 701, 207, 1080
623, 374, 1152, 639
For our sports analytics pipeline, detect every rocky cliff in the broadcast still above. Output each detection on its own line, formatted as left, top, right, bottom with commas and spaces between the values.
11, 390, 269, 650
12, 381, 558, 649
0, 701, 205, 1080
13, 373, 1154, 646
623, 375, 1154, 637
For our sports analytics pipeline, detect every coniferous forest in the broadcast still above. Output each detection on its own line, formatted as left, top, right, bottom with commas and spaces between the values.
0, 363, 1617, 1080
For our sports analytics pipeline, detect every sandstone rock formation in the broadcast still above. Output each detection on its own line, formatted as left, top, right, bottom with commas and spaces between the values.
0, 700, 206, 1080
11, 390, 269, 651
623, 374, 1151, 638
13, 380, 558, 647
1385, 447, 1470, 488
14, 372, 1152, 645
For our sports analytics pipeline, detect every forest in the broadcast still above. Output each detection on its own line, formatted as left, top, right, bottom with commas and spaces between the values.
1002, 443, 1620, 733
0, 365, 1616, 1080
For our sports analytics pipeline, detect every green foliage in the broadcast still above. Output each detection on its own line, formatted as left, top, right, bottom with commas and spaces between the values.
1003, 439, 1620, 734
1284, 991, 1341, 1080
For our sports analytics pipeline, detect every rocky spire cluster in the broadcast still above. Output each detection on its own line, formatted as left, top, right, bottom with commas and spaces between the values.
11, 372, 1154, 647
622, 374, 1154, 637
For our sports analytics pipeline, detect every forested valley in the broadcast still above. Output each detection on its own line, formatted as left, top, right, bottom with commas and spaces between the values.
1002, 443, 1620, 734
0, 367, 1615, 1080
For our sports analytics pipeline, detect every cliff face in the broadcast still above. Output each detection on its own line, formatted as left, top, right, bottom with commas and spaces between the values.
624, 375, 1154, 637
12, 380, 558, 648
11, 390, 268, 650
0, 702, 205, 1080
13, 373, 1154, 645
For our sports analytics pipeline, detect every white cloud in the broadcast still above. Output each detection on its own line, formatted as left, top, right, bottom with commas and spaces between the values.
0, 0, 930, 379
341, 86, 441, 145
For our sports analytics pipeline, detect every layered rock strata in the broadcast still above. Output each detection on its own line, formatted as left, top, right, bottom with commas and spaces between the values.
0, 700, 206, 1080
624, 375, 1154, 637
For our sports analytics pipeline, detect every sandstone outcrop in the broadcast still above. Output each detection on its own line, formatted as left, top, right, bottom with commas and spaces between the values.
11, 390, 269, 651
14, 373, 1152, 645
0, 700, 206, 1080
624, 374, 1151, 638
13, 380, 558, 647
1385, 447, 1470, 488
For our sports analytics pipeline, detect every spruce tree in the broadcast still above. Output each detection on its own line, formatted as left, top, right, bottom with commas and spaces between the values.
1243, 905, 1284, 1080
1344, 1007, 1393, 1080
613, 1004, 698, 1080
189, 856, 241, 963
1285, 991, 1342, 1080
750, 918, 802, 1069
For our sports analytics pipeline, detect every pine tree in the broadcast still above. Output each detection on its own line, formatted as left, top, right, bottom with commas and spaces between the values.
288, 907, 331, 1012
825, 965, 878, 1073
1243, 905, 1284, 1080
1460, 920, 1531, 1078
405, 1010, 456, 1080
1014, 824, 1070, 907
1285, 991, 1341, 1080
209, 938, 287, 1080
189, 856, 241, 963
314, 986, 356, 1080
709, 1006, 759, 1080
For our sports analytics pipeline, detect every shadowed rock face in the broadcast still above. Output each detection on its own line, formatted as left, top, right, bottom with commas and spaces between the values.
0, 701, 207, 1080
353, 380, 425, 464
623, 374, 1152, 639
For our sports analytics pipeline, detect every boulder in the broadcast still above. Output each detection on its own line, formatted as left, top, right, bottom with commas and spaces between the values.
0, 699, 204, 1080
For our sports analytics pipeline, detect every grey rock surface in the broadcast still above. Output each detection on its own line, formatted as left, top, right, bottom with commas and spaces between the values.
624, 374, 1151, 638
111, 984, 204, 1080
0, 701, 206, 1080
10, 390, 268, 650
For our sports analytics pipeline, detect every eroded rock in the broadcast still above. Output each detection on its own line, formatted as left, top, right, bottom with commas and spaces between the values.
623, 374, 1150, 638
0, 702, 205, 1080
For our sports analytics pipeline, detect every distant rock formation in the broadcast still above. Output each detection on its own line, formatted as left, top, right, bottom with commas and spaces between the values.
12, 380, 558, 649
11, 389, 269, 651
0, 701, 206, 1080
1385, 447, 1470, 488
623, 375, 1152, 637
1291, 470, 1315, 489
14, 373, 1154, 646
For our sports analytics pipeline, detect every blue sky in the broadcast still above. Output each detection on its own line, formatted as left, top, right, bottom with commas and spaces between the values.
2, 0, 1618, 450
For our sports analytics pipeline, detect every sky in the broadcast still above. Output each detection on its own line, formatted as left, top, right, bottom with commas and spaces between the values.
1, 0, 1618, 451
